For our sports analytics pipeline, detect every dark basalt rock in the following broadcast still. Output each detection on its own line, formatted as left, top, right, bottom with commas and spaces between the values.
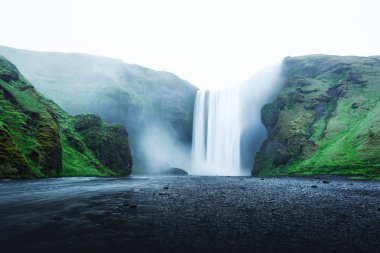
166, 167, 188, 175
351, 102, 360, 109
156, 167, 189, 176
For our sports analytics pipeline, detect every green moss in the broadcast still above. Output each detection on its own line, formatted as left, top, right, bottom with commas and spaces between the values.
0, 46, 197, 173
73, 114, 133, 176
0, 55, 133, 179
0, 124, 31, 178
254, 55, 380, 180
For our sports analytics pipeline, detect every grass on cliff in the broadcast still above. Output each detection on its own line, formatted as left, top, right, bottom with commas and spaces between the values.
295, 73, 380, 180
46, 103, 116, 177
0, 81, 47, 177
0, 46, 196, 172
0, 55, 117, 178
257, 55, 380, 180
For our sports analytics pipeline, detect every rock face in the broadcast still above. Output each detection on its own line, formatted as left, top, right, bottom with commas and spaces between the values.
0, 55, 132, 178
0, 45, 197, 172
74, 114, 132, 176
253, 55, 380, 180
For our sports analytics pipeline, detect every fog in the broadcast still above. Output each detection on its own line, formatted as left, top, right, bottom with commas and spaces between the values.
239, 64, 283, 174
0, 46, 197, 175
2, 1, 379, 90
0, 45, 285, 176
138, 122, 192, 174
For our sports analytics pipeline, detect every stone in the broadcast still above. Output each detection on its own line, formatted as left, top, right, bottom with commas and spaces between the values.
351, 103, 360, 109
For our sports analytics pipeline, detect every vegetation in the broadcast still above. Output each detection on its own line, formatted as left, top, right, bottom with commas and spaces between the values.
73, 114, 132, 176
253, 55, 380, 180
0, 45, 197, 172
0, 55, 132, 179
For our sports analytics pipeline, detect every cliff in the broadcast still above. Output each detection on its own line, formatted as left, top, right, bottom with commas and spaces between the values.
253, 55, 380, 180
0, 45, 197, 172
0, 55, 132, 178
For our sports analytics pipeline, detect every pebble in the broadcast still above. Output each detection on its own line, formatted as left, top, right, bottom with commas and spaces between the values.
2, 176, 379, 252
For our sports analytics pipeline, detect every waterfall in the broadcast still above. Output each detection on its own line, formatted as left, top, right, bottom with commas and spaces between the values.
191, 89, 241, 175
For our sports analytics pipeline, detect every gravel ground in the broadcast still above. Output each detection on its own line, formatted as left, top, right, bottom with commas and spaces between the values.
0, 176, 379, 253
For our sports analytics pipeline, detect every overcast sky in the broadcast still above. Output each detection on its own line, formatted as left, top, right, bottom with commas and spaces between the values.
1, 0, 379, 89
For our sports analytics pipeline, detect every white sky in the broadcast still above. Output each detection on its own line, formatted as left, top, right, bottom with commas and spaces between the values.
0, 0, 379, 89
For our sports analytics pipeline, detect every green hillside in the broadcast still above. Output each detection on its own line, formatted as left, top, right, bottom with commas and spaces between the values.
253, 55, 380, 180
0, 45, 197, 172
0, 55, 132, 179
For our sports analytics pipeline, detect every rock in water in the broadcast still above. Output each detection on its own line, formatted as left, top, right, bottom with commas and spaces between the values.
160, 167, 188, 176
169, 168, 188, 175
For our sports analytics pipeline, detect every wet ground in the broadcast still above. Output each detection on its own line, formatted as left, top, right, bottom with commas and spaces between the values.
0, 176, 379, 253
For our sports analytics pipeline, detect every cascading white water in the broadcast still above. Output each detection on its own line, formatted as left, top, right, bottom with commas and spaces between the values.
191, 89, 241, 175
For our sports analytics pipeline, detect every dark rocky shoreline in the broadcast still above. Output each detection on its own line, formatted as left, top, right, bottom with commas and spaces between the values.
0, 176, 379, 253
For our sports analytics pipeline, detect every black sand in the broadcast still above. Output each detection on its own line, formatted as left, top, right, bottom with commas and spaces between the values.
0, 176, 379, 253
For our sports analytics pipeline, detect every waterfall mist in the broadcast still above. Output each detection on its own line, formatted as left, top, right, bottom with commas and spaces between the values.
239, 65, 283, 174
139, 122, 191, 173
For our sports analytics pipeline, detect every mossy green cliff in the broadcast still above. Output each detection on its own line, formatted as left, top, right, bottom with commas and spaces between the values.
0, 45, 196, 172
253, 55, 380, 180
0, 55, 132, 179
